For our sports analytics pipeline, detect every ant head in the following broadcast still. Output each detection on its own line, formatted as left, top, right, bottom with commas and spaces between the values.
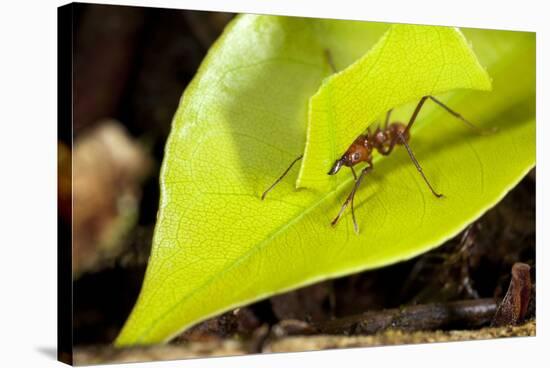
328, 144, 368, 175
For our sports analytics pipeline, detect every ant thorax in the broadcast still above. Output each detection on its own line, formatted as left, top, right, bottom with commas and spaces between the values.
367, 122, 410, 153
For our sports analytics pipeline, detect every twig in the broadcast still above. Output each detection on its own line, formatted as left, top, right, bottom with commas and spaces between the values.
311, 298, 497, 335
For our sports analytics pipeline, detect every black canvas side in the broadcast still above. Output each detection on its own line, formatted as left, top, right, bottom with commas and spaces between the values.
58, 3, 74, 366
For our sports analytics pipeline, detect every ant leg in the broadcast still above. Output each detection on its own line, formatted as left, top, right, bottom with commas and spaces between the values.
397, 132, 443, 198
378, 132, 402, 156
384, 109, 393, 130
261, 155, 303, 200
350, 188, 359, 234
348, 166, 359, 230
324, 49, 337, 73
427, 96, 496, 135
331, 162, 374, 233
350, 166, 358, 181
404, 96, 429, 136
405, 95, 494, 137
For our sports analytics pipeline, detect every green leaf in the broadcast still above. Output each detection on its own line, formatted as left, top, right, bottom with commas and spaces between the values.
115, 15, 535, 346
297, 24, 492, 191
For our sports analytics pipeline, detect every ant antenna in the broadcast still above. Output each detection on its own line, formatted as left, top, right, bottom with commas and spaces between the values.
261, 155, 303, 200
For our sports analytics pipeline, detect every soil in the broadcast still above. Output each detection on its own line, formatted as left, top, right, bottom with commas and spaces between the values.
73, 321, 535, 365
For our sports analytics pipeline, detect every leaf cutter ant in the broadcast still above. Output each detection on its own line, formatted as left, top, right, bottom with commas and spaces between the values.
262, 53, 494, 233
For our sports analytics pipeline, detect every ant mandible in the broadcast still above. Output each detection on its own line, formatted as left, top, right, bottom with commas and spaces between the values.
261, 53, 493, 233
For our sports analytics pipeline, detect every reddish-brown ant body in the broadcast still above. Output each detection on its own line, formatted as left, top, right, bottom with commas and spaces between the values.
261, 52, 493, 233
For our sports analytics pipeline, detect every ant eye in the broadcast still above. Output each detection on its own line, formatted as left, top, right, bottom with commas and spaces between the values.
352, 152, 361, 161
